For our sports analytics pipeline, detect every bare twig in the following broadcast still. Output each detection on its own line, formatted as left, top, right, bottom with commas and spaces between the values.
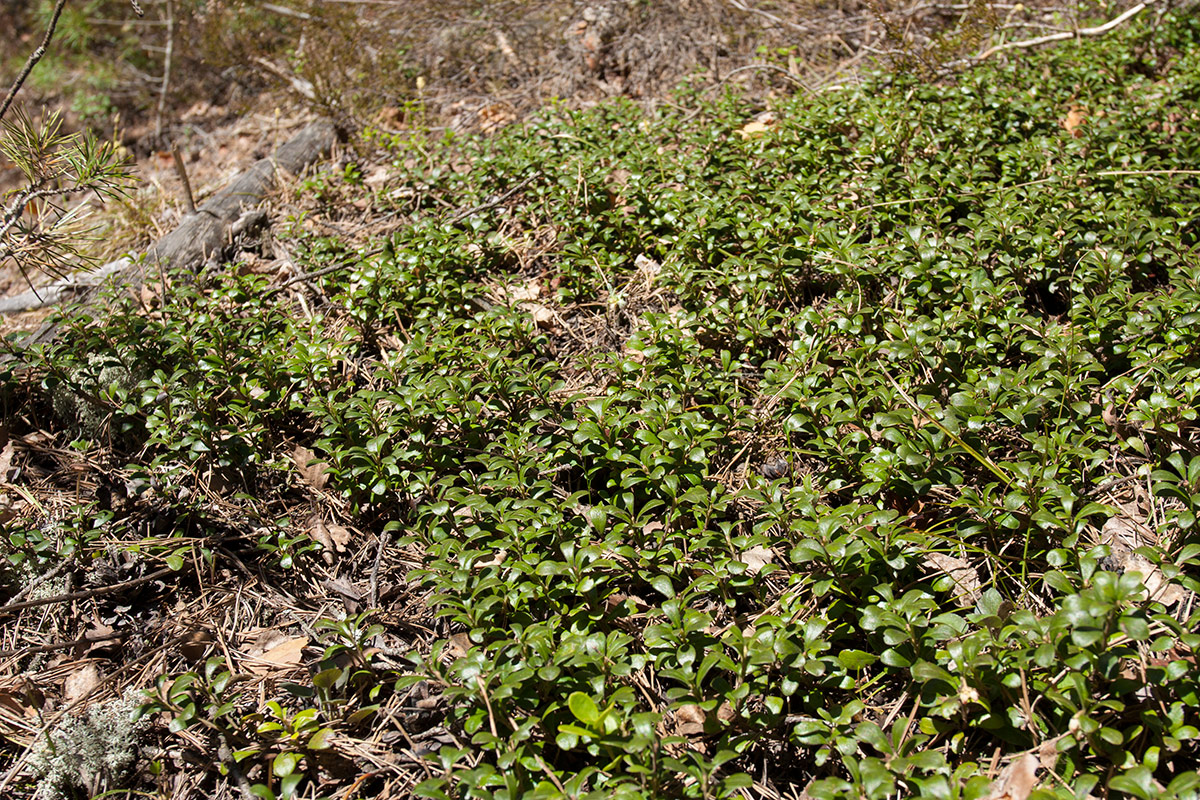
725, 0, 817, 32
447, 172, 539, 225
369, 530, 388, 608
172, 145, 197, 213
155, 0, 176, 141
0, 559, 71, 609
959, 0, 1158, 64
262, 2, 312, 20
0, 566, 176, 616
0, 0, 68, 123
0, 629, 126, 659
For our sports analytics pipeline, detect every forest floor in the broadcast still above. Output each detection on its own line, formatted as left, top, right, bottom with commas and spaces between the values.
2, 2, 1200, 800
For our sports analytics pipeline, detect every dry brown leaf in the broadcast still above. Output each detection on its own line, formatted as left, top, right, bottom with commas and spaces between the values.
1097, 514, 1185, 605
737, 121, 770, 139
0, 441, 15, 485
248, 636, 308, 676
293, 445, 329, 491
180, 629, 215, 663
528, 304, 556, 330
634, 254, 661, 283
474, 549, 508, 569
307, 515, 334, 554
507, 278, 542, 303
79, 622, 119, 658
479, 103, 517, 134
1062, 105, 1088, 137
0, 688, 32, 719
925, 552, 983, 604
63, 664, 102, 704
741, 545, 774, 576
306, 514, 348, 563
1101, 406, 1145, 452
1036, 738, 1059, 776
325, 576, 364, 613
988, 752, 1039, 800
1099, 515, 1144, 550
448, 633, 473, 659
326, 523, 352, 552
1120, 552, 1185, 607
675, 704, 706, 735
325, 576, 364, 602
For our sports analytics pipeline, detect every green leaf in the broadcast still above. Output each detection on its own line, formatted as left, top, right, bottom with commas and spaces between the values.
911, 660, 954, 683
648, 574, 675, 599
307, 727, 334, 750
279, 773, 303, 800
249, 785, 276, 800
273, 751, 301, 778
837, 650, 877, 670
568, 692, 600, 726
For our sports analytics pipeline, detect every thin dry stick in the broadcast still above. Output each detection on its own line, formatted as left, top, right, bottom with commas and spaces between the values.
0, 0, 68, 123
0, 629, 126, 659
155, 0, 176, 141
369, 531, 388, 608
172, 145, 196, 213
0, 559, 71, 609
0, 566, 176, 616
963, 0, 1158, 64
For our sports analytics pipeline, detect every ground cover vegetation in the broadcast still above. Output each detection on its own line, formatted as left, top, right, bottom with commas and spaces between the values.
3, 2, 1200, 799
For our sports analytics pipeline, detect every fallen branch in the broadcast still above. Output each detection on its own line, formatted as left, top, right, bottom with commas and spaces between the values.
0, 120, 337, 332
957, 0, 1158, 65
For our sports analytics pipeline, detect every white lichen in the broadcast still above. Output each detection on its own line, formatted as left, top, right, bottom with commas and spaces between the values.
28, 692, 147, 800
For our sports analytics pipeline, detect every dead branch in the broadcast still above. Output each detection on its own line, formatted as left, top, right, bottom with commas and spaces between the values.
0, 121, 338, 330
957, 0, 1159, 65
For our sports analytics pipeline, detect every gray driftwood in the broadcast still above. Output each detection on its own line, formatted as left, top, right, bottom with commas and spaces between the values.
1, 120, 337, 339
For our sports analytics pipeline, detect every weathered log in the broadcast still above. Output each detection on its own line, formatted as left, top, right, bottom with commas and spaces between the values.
144, 120, 336, 274
1, 120, 338, 340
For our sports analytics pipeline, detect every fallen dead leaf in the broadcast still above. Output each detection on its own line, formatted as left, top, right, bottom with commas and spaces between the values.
634, 254, 661, 284
737, 120, 771, 139
325, 576, 364, 613
528, 304, 556, 330
78, 622, 120, 659
326, 523, 352, 552
924, 552, 983, 605
306, 514, 350, 564
987, 752, 1039, 800
180, 629, 215, 663
1098, 514, 1185, 605
0, 688, 33, 721
63, 664, 102, 704
0, 440, 15, 484
293, 445, 329, 491
675, 704, 706, 735
448, 633, 472, 659
1062, 105, 1087, 137
474, 548, 508, 569
1099, 514, 1144, 550
363, 165, 392, 186
740, 545, 774, 576
248, 636, 308, 676
506, 278, 542, 303
479, 103, 516, 134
